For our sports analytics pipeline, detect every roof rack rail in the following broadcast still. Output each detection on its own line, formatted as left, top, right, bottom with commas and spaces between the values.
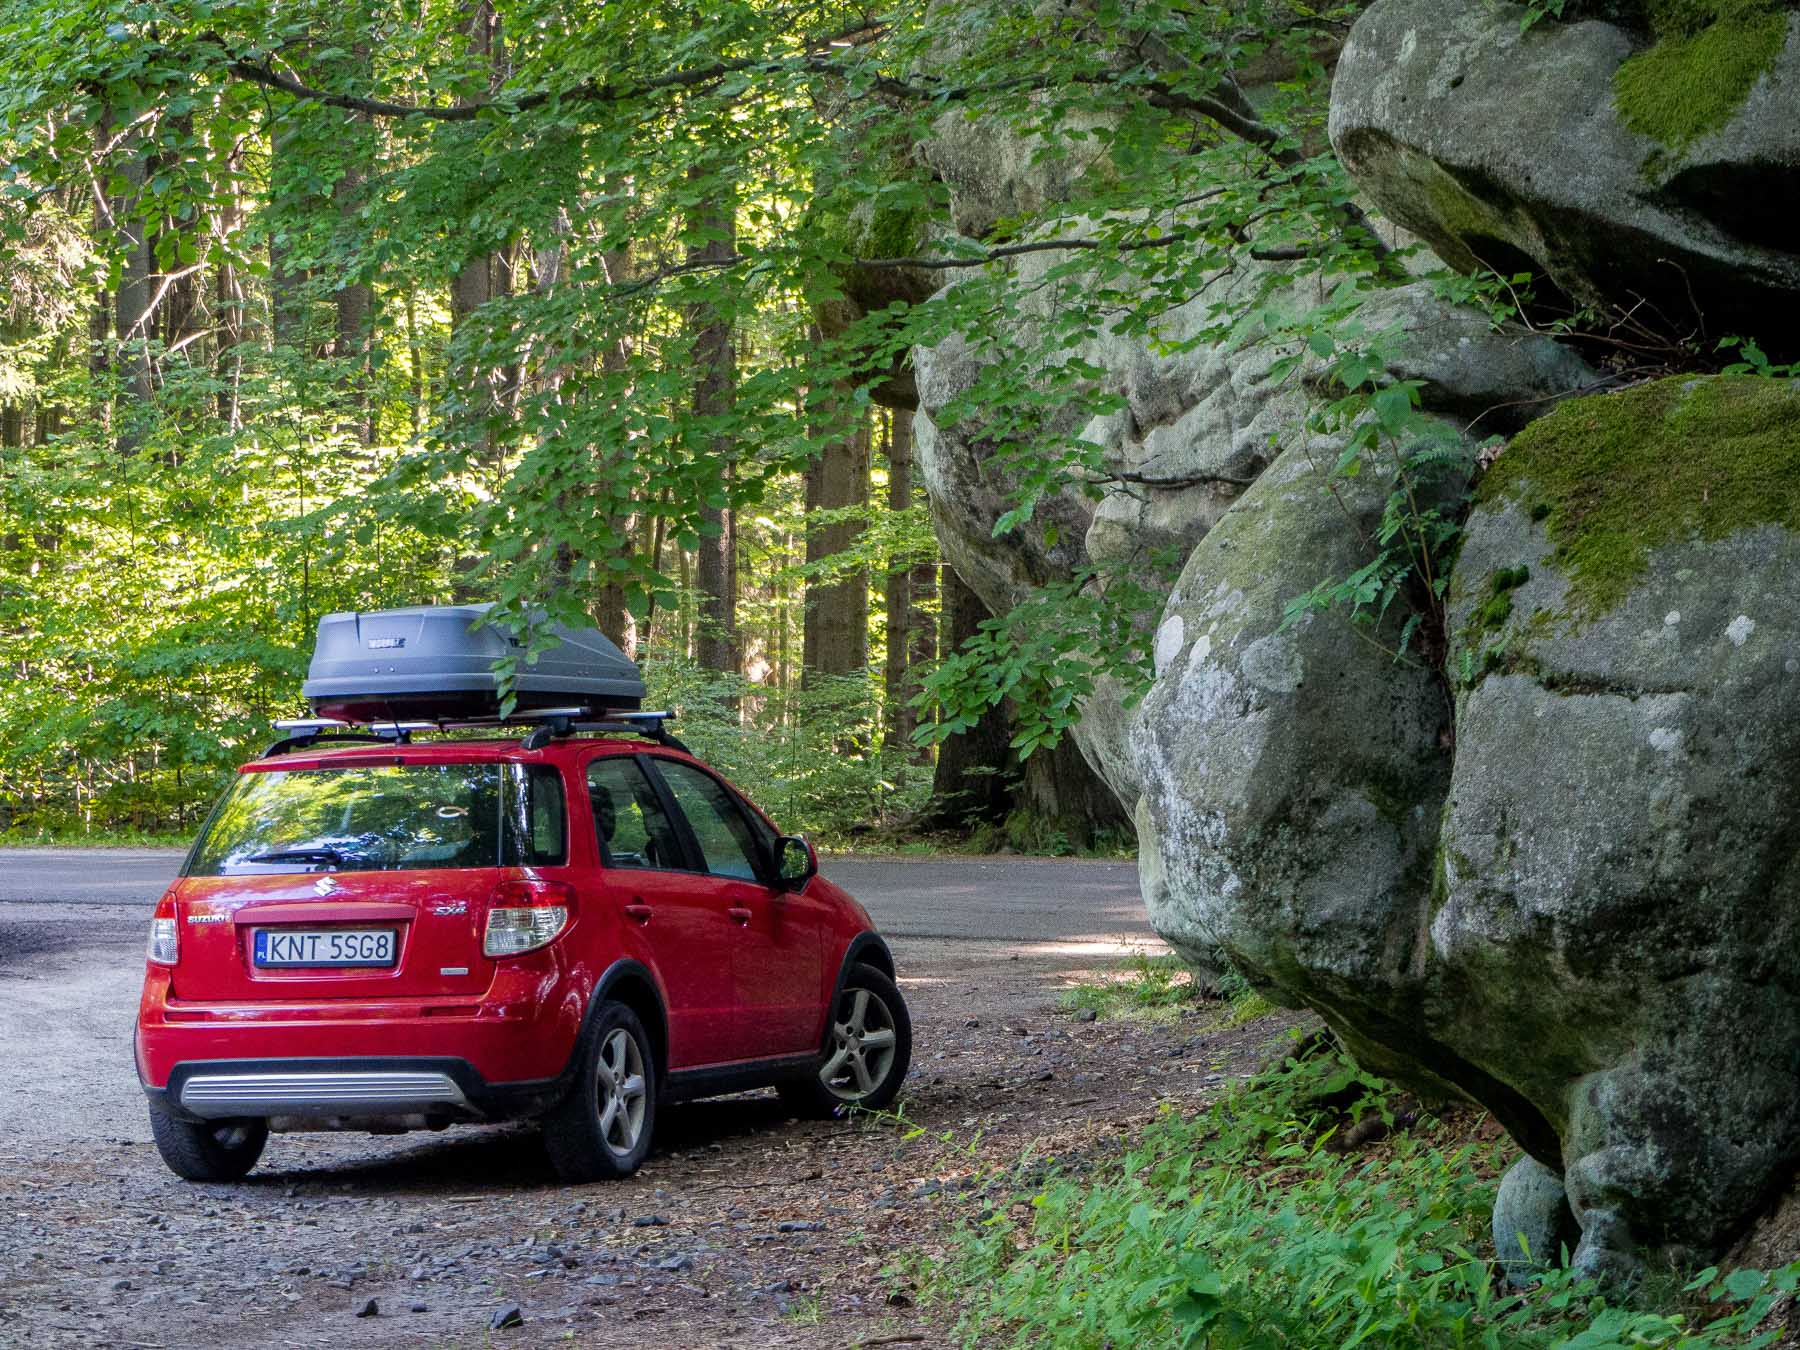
260, 708, 689, 759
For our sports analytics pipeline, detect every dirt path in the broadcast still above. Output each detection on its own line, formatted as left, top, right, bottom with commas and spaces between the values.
0, 901, 1294, 1348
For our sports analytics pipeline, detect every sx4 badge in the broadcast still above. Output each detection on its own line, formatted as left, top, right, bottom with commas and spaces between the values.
431, 901, 469, 917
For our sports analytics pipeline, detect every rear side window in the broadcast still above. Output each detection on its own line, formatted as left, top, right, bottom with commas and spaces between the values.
586, 757, 686, 870
511, 767, 567, 867
186, 763, 566, 875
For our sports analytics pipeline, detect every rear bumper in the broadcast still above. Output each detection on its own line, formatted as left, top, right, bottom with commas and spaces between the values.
146, 1056, 566, 1124
135, 960, 588, 1098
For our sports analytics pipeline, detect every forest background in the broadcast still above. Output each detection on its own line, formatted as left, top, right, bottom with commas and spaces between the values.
0, 0, 1424, 850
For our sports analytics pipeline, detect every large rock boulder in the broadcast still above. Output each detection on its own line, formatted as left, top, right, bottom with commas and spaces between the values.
903, 0, 1800, 1274
1435, 374, 1800, 1275
913, 252, 1594, 808
1128, 430, 1457, 1086
1330, 0, 1800, 352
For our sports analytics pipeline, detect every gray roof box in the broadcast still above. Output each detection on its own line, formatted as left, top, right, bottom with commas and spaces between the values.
301, 604, 644, 724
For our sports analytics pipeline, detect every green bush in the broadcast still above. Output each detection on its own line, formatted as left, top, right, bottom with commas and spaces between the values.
643, 658, 929, 844
935, 1045, 1800, 1348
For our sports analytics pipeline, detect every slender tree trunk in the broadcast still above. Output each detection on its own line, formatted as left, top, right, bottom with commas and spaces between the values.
405, 288, 424, 437
268, 117, 308, 351
214, 139, 245, 426
594, 220, 636, 653
908, 564, 938, 764
0, 330, 22, 447
449, 0, 509, 475
882, 409, 914, 751
919, 568, 1012, 827
333, 108, 375, 445
159, 117, 203, 357
688, 173, 738, 680
803, 387, 870, 684
113, 138, 153, 451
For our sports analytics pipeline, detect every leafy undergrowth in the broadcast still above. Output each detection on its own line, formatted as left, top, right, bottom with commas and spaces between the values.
0, 827, 191, 848
930, 1041, 1800, 1348
1060, 954, 1209, 1022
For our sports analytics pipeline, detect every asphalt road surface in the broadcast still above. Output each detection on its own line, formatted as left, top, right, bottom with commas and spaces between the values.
0, 847, 1150, 965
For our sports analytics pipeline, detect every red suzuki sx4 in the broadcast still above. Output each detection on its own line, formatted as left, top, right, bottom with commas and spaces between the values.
134, 727, 911, 1183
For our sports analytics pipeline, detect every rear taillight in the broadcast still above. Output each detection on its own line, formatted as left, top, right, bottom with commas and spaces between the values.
484, 880, 573, 958
147, 895, 178, 965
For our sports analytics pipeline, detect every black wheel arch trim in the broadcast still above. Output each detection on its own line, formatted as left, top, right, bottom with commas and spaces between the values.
820, 934, 897, 1051
577, 957, 672, 1082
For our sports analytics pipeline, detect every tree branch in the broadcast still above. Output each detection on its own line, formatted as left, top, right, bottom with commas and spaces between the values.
857, 233, 1185, 270
222, 50, 797, 121
1088, 467, 1259, 490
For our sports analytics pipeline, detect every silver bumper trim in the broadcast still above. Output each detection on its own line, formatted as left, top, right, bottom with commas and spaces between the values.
179, 1070, 469, 1119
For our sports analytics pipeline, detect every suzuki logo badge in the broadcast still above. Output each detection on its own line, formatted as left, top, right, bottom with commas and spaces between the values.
312, 876, 339, 896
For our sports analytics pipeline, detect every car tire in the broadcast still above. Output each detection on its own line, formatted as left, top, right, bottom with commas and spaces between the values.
543, 1001, 658, 1182
148, 1104, 268, 1182
780, 963, 912, 1119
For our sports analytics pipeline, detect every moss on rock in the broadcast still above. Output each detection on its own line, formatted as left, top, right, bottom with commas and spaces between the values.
1479, 374, 1800, 617
1614, 0, 1793, 151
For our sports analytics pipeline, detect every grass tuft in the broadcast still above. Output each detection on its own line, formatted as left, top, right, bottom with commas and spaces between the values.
1059, 954, 1210, 1022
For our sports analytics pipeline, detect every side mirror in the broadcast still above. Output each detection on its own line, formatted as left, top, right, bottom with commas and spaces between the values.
774, 834, 818, 892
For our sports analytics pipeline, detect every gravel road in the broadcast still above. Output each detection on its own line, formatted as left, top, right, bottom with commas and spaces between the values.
0, 848, 1215, 1349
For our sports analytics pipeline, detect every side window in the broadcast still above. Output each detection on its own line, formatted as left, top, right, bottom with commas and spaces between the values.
586, 757, 685, 871
654, 761, 765, 882
502, 766, 566, 867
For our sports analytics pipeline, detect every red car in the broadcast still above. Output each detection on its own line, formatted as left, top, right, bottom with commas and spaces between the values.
134, 725, 911, 1183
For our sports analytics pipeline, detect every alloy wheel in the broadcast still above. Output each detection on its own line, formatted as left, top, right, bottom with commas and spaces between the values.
595, 1026, 648, 1157
820, 986, 899, 1102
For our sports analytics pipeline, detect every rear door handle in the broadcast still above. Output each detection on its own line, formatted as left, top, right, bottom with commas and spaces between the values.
727, 906, 752, 925
624, 903, 653, 923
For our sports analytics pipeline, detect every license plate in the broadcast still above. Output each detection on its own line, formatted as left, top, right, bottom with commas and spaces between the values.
253, 928, 397, 968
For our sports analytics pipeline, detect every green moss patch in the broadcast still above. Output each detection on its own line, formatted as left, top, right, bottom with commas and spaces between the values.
1479, 374, 1800, 617
1614, 0, 1793, 152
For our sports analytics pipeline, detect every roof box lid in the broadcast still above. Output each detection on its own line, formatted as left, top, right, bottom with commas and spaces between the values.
301, 603, 644, 723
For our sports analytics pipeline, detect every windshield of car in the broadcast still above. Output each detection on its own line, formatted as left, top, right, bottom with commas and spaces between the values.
184, 762, 566, 875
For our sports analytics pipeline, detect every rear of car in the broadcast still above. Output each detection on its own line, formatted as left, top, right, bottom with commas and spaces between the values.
136, 747, 586, 1178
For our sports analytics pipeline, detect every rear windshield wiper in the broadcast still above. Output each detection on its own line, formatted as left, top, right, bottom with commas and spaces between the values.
244, 847, 347, 868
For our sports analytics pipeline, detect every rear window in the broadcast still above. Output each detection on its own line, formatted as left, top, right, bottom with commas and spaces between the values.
185, 763, 567, 876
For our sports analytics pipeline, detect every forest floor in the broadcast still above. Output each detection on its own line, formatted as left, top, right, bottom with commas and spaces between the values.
0, 916, 1303, 1348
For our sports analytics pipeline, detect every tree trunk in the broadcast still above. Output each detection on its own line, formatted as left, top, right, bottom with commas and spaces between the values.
918, 568, 1012, 827
908, 554, 938, 763
448, 1, 509, 474
268, 117, 308, 351
882, 409, 914, 751
333, 81, 375, 446
0, 340, 21, 448
1019, 738, 1130, 849
113, 140, 153, 451
594, 221, 636, 653
803, 394, 870, 684
214, 135, 245, 426
688, 176, 738, 680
